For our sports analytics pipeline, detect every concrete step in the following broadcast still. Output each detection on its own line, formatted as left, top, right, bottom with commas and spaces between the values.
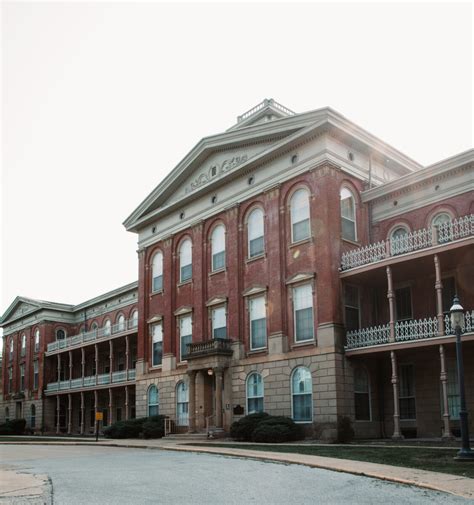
164, 432, 209, 441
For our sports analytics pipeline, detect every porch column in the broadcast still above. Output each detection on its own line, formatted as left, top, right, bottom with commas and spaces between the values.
57, 354, 61, 382
108, 388, 113, 426
434, 255, 445, 335
80, 391, 85, 435
386, 266, 396, 342
69, 351, 73, 388
95, 344, 99, 385
67, 393, 72, 434
94, 390, 98, 437
187, 370, 197, 432
390, 351, 403, 439
56, 395, 60, 434
214, 367, 223, 429
125, 335, 130, 380
125, 386, 129, 420
81, 348, 85, 387
439, 344, 452, 438
109, 340, 113, 383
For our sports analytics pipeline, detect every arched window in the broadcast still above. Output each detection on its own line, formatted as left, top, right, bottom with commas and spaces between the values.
5, 407, 9, 422
34, 329, 40, 352
248, 208, 264, 258
56, 329, 66, 341
211, 225, 226, 271
131, 310, 138, 328
117, 314, 125, 332
9, 339, 13, 360
176, 381, 189, 426
152, 251, 163, 292
290, 189, 311, 242
246, 372, 264, 414
103, 319, 111, 336
91, 322, 98, 331
30, 405, 36, 429
354, 367, 371, 421
340, 187, 357, 241
148, 385, 159, 417
432, 213, 453, 244
291, 366, 313, 422
179, 239, 192, 282
21, 334, 26, 356
390, 226, 409, 255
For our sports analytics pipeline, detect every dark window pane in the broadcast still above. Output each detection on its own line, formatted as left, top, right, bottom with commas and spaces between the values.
212, 251, 225, 271
249, 236, 264, 257
345, 307, 359, 332
251, 318, 266, 349
181, 334, 192, 360
181, 264, 192, 282
293, 394, 312, 421
153, 342, 162, 366
355, 393, 370, 420
396, 287, 412, 321
442, 277, 456, 314
400, 398, 416, 420
213, 327, 227, 339
248, 397, 264, 414
153, 275, 163, 292
342, 218, 356, 241
295, 307, 313, 341
293, 219, 310, 242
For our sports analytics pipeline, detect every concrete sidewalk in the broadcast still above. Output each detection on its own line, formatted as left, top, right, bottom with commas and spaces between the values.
1, 437, 474, 500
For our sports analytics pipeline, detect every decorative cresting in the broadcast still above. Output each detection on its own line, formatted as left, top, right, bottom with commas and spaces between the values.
341, 214, 474, 271
46, 317, 138, 353
185, 338, 233, 358
185, 154, 248, 194
346, 311, 473, 350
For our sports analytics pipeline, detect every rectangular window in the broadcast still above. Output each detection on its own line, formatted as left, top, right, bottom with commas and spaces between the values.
20, 364, 25, 391
442, 277, 456, 315
8, 368, 13, 393
447, 362, 460, 420
249, 296, 267, 350
212, 307, 227, 339
212, 251, 225, 271
292, 219, 310, 242
34, 334, 40, 353
399, 364, 416, 420
33, 361, 39, 390
21, 338, 26, 357
152, 323, 163, 367
180, 315, 192, 361
395, 287, 412, 321
293, 284, 314, 342
344, 284, 360, 332
180, 264, 192, 283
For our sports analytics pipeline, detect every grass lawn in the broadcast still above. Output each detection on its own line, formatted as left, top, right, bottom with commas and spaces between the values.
189, 443, 474, 479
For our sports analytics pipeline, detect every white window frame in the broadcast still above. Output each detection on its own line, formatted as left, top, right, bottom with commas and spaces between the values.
290, 188, 311, 243
148, 385, 159, 417
131, 310, 138, 328
152, 251, 164, 292
151, 323, 163, 367
179, 315, 192, 362
249, 296, 267, 350
340, 187, 357, 241
176, 381, 189, 426
211, 225, 226, 272
33, 360, 39, 390
293, 284, 314, 343
21, 334, 26, 356
354, 366, 372, 421
34, 329, 40, 353
179, 239, 192, 283
399, 363, 416, 421
246, 372, 264, 414
103, 319, 111, 336
247, 208, 265, 258
20, 364, 25, 391
291, 366, 313, 423
212, 306, 227, 339
117, 314, 125, 332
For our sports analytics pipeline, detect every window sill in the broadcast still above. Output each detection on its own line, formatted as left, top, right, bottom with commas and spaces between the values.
150, 365, 162, 371
177, 280, 192, 288
341, 238, 360, 247
151, 289, 164, 296
247, 347, 267, 356
246, 253, 266, 264
209, 268, 226, 277
291, 339, 316, 349
289, 237, 313, 249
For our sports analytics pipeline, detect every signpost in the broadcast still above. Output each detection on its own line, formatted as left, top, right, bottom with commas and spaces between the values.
95, 411, 103, 441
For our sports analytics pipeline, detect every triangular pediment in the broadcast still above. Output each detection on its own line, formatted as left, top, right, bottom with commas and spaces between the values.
0, 297, 42, 325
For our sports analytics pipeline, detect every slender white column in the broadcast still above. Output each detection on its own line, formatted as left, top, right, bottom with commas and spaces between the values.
391, 351, 403, 439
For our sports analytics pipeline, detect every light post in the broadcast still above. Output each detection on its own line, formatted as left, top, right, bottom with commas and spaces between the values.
451, 295, 474, 461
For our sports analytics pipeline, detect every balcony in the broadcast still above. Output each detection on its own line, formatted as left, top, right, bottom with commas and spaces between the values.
46, 318, 138, 353
341, 214, 473, 271
45, 369, 136, 393
185, 338, 233, 359
346, 311, 474, 351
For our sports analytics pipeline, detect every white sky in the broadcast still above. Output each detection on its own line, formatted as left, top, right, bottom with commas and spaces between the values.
1, 1, 473, 321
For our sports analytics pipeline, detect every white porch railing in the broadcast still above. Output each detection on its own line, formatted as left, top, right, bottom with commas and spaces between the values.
45, 369, 136, 392
346, 311, 473, 350
97, 373, 110, 385
112, 371, 127, 383
47, 317, 138, 352
341, 214, 474, 271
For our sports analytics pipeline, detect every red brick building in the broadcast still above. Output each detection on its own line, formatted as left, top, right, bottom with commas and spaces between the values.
1, 100, 473, 439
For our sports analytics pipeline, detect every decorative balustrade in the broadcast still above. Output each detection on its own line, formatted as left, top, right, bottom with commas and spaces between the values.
341, 214, 473, 271
186, 338, 233, 358
346, 324, 390, 349
237, 99, 295, 123
346, 311, 473, 350
47, 317, 138, 353
45, 369, 136, 393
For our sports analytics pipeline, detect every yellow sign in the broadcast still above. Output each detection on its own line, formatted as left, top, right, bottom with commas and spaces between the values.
95, 412, 103, 421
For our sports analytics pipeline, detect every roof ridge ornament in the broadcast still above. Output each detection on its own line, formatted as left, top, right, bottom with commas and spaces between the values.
237, 98, 295, 124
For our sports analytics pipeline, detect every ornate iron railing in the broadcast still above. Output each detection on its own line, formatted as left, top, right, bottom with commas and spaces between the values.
346, 311, 473, 350
341, 214, 473, 271
47, 317, 138, 353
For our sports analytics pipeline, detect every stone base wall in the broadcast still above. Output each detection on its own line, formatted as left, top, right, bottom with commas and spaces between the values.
0, 398, 43, 432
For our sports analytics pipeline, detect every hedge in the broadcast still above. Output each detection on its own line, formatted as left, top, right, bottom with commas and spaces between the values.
229, 412, 270, 441
230, 413, 305, 443
0, 418, 27, 435
103, 415, 166, 439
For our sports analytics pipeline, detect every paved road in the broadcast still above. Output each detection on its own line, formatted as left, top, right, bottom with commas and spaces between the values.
0, 445, 470, 505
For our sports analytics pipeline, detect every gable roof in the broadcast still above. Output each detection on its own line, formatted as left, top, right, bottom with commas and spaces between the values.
123, 102, 422, 233
0, 296, 74, 326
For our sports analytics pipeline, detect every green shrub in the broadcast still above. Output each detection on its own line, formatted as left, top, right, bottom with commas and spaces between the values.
229, 412, 270, 441
0, 419, 26, 435
252, 416, 304, 443
103, 415, 166, 439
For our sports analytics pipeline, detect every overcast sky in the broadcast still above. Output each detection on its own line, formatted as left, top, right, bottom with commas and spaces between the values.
1, 1, 473, 319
